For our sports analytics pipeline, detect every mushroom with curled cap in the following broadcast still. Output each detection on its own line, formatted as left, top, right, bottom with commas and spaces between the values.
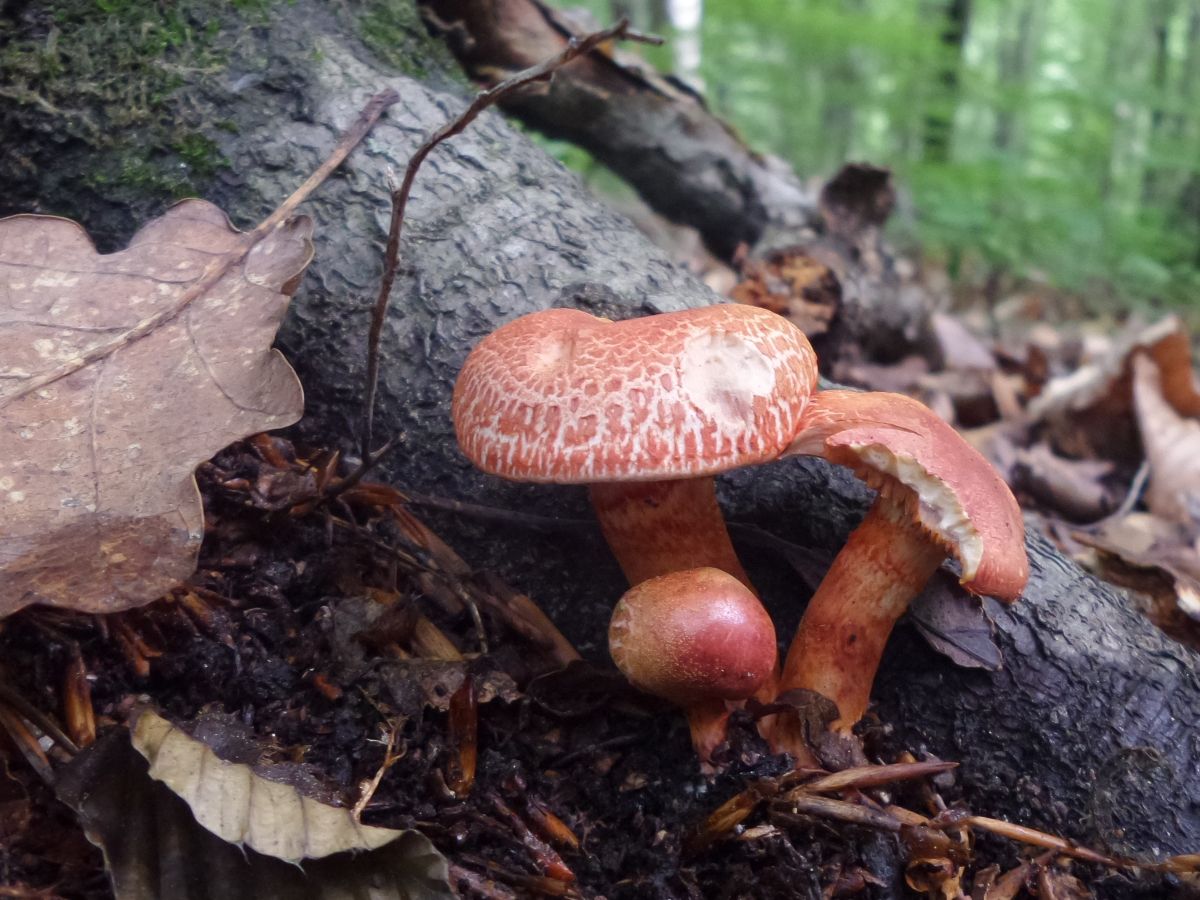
769, 390, 1029, 753
609, 567, 778, 769
452, 304, 818, 589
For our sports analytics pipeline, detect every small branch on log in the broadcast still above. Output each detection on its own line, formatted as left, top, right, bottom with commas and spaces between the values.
359, 18, 661, 459
421, 0, 815, 260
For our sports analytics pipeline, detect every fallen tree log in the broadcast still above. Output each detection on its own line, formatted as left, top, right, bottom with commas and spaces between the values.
418, 0, 928, 364
2, 0, 1197, 877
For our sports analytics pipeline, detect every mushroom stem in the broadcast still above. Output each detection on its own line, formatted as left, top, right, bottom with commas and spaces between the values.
686, 698, 735, 772
772, 497, 945, 745
609, 567, 777, 773
589, 478, 753, 589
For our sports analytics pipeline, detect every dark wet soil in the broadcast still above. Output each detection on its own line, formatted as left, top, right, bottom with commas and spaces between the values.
0, 439, 1165, 899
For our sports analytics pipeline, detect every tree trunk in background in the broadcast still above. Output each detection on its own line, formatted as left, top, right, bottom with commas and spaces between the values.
1176, 2, 1200, 257
1, 0, 1199, 876
993, 0, 1038, 154
921, 0, 969, 163
1141, 0, 1177, 207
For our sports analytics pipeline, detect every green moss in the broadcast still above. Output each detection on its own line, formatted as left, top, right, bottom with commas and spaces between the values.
174, 133, 228, 180
0, 0, 244, 204
354, 0, 460, 80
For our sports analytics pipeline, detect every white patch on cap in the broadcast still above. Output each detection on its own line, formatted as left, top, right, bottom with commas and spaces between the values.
679, 332, 775, 427
855, 443, 984, 580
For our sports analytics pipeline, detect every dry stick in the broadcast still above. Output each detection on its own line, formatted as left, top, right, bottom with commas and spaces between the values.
7, 88, 399, 405
798, 760, 958, 795
890, 804, 1200, 876
352, 722, 402, 821
357, 18, 663, 461
0, 679, 79, 756
1100, 458, 1151, 524
448, 863, 520, 900
0, 705, 55, 784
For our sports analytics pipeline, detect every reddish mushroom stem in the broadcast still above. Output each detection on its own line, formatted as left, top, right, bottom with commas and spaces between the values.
768, 390, 1028, 759
609, 567, 777, 772
685, 698, 738, 767
589, 479, 752, 589
773, 494, 945, 743
590, 479, 779, 707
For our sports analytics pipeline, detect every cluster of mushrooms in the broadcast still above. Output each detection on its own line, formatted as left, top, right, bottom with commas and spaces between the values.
452, 304, 1029, 771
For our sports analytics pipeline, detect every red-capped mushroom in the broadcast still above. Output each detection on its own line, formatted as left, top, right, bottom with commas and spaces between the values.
452, 304, 818, 589
771, 390, 1028, 749
609, 567, 777, 769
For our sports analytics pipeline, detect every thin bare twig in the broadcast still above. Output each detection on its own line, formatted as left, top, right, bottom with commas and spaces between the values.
315, 432, 401, 509
358, 17, 660, 460
403, 492, 595, 535
1107, 459, 1151, 522
352, 722, 403, 821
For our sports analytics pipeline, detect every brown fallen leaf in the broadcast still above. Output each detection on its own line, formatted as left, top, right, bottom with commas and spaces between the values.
0, 88, 399, 619
1132, 353, 1200, 525
1029, 316, 1200, 464
1037, 865, 1092, 900
730, 248, 842, 340
1073, 513, 1200, 649
131, 709, 405, 861
970, 860, 1031, 899
908, 573, 1003, 671
1011, 443, 1115, 522
927, 311, 997, 373
57, 722, 453, 899
0, 201, 311, 618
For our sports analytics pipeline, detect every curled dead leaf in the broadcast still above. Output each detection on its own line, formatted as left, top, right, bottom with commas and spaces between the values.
908, 574, 1003, 671
1132, 353, 1200, 525
57, 722, 452, 900
0, 201, 312, 618
131, 709, 401, 862
1029, 316, 1200, 464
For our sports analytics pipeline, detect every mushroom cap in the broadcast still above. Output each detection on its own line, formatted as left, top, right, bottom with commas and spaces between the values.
452, 305, 818, 483
789, 390, 1028, 601
609, 567, 778, 705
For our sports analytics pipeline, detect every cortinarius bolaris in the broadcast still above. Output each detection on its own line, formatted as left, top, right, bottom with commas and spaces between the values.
771, 390, 1028, 752
609, 567, 777, 768
452, 304, 818, 589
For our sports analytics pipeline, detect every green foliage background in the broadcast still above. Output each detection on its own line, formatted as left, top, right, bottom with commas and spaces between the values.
568, 0, 1200, 309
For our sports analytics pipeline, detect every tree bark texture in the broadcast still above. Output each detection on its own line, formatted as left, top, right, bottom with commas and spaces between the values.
419, 0, 817, 262
418, 0, 930, 365
1, 0, 1197, 875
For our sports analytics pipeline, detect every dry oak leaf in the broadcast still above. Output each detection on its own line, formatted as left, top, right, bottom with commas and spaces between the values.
1132, 352, 1200, 526
0, 200, 312, 618
131, 710, 412, 862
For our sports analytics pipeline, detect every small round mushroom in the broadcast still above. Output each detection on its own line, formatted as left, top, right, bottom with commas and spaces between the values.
771, 390, 1028, 748
609, 567, 778, 768
452, 304, 818, 588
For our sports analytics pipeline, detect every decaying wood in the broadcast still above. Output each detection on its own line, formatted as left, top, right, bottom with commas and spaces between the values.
1, 0, 1197, 873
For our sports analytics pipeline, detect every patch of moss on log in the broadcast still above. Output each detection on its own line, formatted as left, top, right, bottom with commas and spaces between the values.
355, 0, 462, 81
0, 0, 243, 238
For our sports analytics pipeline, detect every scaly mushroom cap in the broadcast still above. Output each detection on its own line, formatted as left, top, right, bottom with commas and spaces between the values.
789, 391, 1028, 600
453, 305, 818, 483
609, 567, 777, 705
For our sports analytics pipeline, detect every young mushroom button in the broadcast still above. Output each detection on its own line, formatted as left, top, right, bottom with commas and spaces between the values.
609, 567, 778, 770
770, 390, 1029, 752
451, 305, 818, 588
